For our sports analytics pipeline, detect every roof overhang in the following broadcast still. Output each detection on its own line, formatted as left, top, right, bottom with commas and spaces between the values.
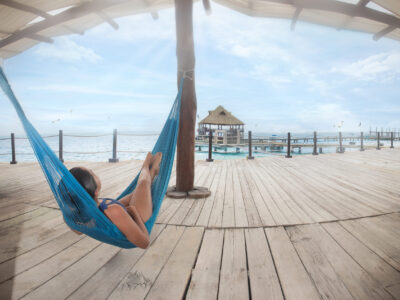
0, 0, 399, 59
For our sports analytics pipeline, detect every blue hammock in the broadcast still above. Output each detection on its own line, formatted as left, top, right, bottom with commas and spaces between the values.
0, 66, 182, 248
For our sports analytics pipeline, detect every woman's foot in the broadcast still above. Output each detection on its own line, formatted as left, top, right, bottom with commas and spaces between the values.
150, 152, 162, 181
143, 152, 152, 169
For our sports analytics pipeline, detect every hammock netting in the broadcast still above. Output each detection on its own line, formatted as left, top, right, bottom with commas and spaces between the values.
0, 66, 182, 248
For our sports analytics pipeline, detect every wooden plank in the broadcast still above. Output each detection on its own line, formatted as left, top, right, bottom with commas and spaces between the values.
268, 165, 336, 223
108, 225, 185, 299
218, 229, 249, 300
186, 229, 224, 300
167, 165, 208, 225
249, 161, 296, 225
235, 160, 262, 227
0, 207, 50, 231
196, 165, 222, 227
182, 164, 216, 226
208, 162, 228, 227
0, 230, 83, 283
386, 283, 400, 300
286, 225, 354, 300
0, 237, 100, 300
245, 228, 283, 300
146, 227, 204, 299
242, 163, 275, 226
340, 219, 400, 270
222, 161, 235, 227
265, 227, 320, 300
259, 164, 316, 224
156, 198, 184, 223
232, 162, 249, 227
0, 215, 67, 263
0, 207, 55, 233
323, 221, 400, 288
69, 224, 166, 300
22, 242, 121, 300
299, 224, 393, 299
0, 203, 38, 222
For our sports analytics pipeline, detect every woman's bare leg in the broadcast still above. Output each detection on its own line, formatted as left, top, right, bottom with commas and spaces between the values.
129, 152, 162, 222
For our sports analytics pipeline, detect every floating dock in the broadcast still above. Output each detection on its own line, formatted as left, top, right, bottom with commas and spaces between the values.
0, 149, 399, 299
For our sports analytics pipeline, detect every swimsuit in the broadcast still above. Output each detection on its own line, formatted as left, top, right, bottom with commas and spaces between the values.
99, 198, 127, 213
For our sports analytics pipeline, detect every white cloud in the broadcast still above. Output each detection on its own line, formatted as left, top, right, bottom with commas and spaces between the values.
297, 103, 363, 131
331, 51, 400, 81
35, 37, 102, 63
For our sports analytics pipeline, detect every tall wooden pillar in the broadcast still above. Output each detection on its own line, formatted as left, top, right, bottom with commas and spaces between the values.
175, 0, 196, 192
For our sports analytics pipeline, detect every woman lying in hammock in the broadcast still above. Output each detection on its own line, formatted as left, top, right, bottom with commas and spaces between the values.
67, 152, 162, 249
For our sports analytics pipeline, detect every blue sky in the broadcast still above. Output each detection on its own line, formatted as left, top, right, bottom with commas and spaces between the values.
1, 2, 400, 136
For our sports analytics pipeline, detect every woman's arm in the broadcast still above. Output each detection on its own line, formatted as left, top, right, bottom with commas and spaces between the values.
126, 205, 149, 237
105, 206, 150, 249
117, 193, 133, 207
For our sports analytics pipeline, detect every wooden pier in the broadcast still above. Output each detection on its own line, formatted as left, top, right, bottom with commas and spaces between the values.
0, 149, 399, 299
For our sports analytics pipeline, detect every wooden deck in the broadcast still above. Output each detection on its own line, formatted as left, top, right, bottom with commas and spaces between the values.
0, 149, 400, 299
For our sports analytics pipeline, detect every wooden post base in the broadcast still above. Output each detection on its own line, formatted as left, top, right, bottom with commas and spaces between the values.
166, 185, 211, 199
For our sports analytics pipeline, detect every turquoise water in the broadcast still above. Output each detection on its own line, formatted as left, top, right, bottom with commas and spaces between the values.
0, 131, 397, 162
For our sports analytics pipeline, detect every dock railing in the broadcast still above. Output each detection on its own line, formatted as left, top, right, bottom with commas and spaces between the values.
1, 129, 399, 164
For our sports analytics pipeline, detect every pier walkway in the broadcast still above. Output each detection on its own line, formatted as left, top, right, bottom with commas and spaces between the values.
0, 149, 399, 299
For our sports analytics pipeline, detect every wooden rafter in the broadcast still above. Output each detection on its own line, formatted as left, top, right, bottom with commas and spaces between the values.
373, 25, 396, 40
203, 0, 212, 15
291, 7, 302, 31
142, 0, 159, 20
96, 11, 119, 30
0, 0, 84, 38
337, 0, 370, 31
0, 0, 131, 49
0, 0, 49, 18
259, 0, 400, 30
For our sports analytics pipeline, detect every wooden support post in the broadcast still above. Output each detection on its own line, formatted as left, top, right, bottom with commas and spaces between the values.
390, 132, 394, 148
10, 133, 17, 164
59, 130, 64, 162
206, 130, 213, 162
338, 131, 344, 153
175, 0, 196, 192
285, 132, 292, 158
247, 130, 254, 160
360, 131, 365, 151
109, 129, 119, 162
376, 132, 381, 150
312, 131, 318, 155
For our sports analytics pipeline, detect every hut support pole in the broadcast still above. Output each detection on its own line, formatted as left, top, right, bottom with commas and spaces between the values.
175, 0, 196, 192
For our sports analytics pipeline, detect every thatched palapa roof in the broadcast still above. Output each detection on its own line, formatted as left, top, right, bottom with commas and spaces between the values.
199, 105, 244, 126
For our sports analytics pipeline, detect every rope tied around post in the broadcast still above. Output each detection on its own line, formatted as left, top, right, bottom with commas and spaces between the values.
178, 69, 195, 80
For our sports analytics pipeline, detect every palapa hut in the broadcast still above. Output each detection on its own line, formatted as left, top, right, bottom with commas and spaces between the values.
198, 105, 244, 145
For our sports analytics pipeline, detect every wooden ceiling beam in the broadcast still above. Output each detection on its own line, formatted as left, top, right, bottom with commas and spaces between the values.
27, 33, 53, 43
96, 11, 119, 30
0, 0, 50, 18
337, 0, 371, 30
291, 7, 302, 31
373, 25, 396, 40
142, 0, 159, 20
0, 0, 131, 49
262, 0, 400, 29
203, 0, 212, 15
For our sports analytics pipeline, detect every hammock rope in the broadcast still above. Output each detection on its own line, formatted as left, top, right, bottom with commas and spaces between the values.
0, 66, 183, 248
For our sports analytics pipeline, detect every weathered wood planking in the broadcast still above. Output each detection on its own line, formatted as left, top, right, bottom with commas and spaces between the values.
0, 148, 399, 299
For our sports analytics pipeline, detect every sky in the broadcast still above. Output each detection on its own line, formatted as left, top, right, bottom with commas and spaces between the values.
1, 2, 400, 136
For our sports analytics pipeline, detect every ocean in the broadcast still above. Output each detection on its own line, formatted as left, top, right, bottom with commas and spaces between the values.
0, 131, 397, 163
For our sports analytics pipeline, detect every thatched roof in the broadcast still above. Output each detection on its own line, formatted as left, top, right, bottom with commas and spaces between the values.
1, 0, 400, 59
199, 105, 244, 126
